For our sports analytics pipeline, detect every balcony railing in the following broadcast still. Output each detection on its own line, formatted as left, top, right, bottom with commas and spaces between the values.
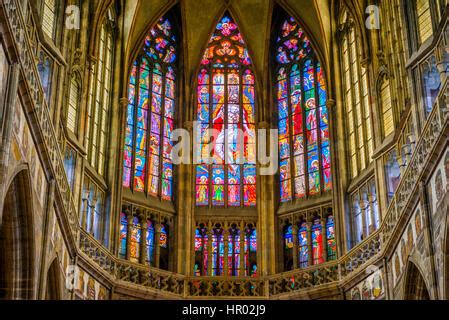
2, 0, 79, 239
77, 77, 447, 299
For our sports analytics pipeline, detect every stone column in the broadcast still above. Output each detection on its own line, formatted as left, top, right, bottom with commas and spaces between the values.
321, 218, 328, 263
239, 222, 246, 276
0, 64, 19, 217
307, 222, 313, 266
155, 222, 162, 269
292, 224, 298, 269
140, 213, 148, 265
37, 179, 56, 299
207, 223, 214, 276
223, 225, 230, 277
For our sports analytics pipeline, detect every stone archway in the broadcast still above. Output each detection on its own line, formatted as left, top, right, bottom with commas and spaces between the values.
45, 259, 61, 300
404, 261, 430, 300
0, 169, 35, 299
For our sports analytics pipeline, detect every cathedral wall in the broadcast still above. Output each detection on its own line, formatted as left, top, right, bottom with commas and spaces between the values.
4, 89, 74, 299
426, 148, 449, 298
73, 267, 110, 300
9, 95, 47, 295
388, 202, 430, 299
346, 268, 385, 300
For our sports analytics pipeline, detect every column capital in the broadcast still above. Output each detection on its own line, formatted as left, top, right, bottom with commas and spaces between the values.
119, 97, 129, 107
326, 99, 336, 108
87, 55, 98, 70
184, 121, 194, 130
258, 121, 270, 129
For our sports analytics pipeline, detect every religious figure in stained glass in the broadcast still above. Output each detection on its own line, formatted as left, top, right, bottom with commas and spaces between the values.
274, 16, 332, 203
326, 215, 337, 261
298, 222, 309, 268
123, 16, 177, 201
119, 212, 128, 259
196, 14, 256, 208
312, 218, 323, 265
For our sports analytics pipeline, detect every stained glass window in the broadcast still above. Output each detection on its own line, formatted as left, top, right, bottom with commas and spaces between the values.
194, 227, 208, 276
385, 149, 401, 202
228, 228, 241, 276
82, 176, 106, 243
284, 225, 293, 250
63, 146, 76, 190
119, 213, 127, 259
37, 51, 53, 102
123, 16, 177, 202
194, 225, 257, 277
195, 14, 256, 207
311, 219, 323, 265
159, 222, 169, 269
275, 16, 331, 202
326, 215, 337, 261
298, 222, 308, 268
283, 224, 293, 271
159, 223, 168, 248
146, 220, 155, 266
212, 228, 225, 276
130, 216, 141, 263
245, 228, 257, 277
422, 56, 441, 117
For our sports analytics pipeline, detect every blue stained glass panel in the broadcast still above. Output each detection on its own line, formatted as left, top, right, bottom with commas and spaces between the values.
228, 165, 241, 185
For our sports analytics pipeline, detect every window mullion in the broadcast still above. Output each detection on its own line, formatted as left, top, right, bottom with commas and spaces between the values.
131, 61, 140, 193
145, 57, 153, 196
300, 61, 309, 198
286, 65, 295, 202
314, 59, 324, 195
96, 30, 108, 173
348, 30, 360, 177
159, 70, 167, 199
356, 45, 368, 171
208, 68, 213, 208
224, 67, 229, 208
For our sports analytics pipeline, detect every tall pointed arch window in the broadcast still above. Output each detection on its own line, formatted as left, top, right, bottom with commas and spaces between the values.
67, 77, 81, 133
86, 9, 116, 175
195, 14, 257, 208
123, 17, 177, 201
275, 16, 332, 203
338, 10, 374, 179
42, 0, 58, 40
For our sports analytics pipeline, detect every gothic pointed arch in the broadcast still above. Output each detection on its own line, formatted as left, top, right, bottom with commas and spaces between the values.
194, 12, 257, 208
122, 11, 179, 201
45, 259, 62, 300
0, 168, 35, 299
404, 261, 430, 300
272, 10, 332, 203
